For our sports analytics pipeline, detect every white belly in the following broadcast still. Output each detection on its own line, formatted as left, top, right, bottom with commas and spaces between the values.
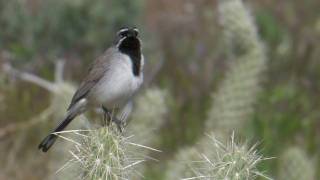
91, 55, 143, 108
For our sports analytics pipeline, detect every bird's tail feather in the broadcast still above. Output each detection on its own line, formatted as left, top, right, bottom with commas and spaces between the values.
38, 114, 75, 152
38, 134, 58, 152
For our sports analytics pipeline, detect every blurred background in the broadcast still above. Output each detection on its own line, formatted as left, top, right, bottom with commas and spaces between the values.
0, 0, 319, 179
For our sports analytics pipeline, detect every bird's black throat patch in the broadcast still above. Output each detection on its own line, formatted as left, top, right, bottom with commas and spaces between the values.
119, 37, 141, 76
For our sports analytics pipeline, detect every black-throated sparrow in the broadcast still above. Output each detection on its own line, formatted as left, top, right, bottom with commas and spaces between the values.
38, 27, 144, 152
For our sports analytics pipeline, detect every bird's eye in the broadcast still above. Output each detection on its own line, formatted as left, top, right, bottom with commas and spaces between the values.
118, 28, 129, 37
119, 32, 127, 37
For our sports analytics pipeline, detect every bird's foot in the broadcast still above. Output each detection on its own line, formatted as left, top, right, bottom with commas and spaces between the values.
103, 112, 111, 126
112, 117, 123, 133
102, 106, 111, 126
102, 106, 123, 133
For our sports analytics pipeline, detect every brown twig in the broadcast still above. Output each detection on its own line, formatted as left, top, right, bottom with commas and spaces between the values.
2, 63, 58, 93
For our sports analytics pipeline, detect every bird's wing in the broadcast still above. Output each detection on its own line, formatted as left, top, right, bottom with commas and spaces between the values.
67, 48, 115, 110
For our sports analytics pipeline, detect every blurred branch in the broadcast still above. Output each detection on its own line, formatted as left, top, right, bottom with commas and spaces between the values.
2, 63, 58, 93
0, 60, 70, 139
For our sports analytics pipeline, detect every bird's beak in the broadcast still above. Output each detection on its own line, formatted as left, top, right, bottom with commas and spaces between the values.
127, 30, 137, 38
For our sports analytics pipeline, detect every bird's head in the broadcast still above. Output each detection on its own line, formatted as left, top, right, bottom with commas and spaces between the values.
115, 27, 141, 51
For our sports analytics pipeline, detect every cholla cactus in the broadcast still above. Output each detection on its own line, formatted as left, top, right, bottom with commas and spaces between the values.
219, 0, 261, 55
278, 146, 315, 180
62, 127, 144, 180
166, 134, 271, 180
196, 134, 271, 180
206, 0, 266, 136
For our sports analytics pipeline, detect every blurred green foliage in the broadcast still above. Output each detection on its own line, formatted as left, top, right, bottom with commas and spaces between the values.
0, 0, 143, 60
256, 10, 286, 45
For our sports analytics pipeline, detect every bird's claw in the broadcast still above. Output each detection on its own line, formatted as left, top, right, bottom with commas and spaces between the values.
103, 112, 111, 126
102, 106, 123, 132
112, 118, 123, 133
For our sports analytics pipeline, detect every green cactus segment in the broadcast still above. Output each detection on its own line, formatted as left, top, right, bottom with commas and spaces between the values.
166, 134, 271, 180
197, 135, 271, 180
67, 128, 129, 180
278, 147, 315, 180
206, 0, 266, 137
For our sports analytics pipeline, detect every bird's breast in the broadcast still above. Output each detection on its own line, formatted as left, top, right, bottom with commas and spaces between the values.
92, 55, 143, 108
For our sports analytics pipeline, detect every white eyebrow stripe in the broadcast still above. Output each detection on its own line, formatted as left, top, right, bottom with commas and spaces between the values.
118, 28, 129, 34
133, 28, 139, 33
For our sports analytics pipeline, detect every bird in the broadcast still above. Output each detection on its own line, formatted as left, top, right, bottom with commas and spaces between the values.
38, 27, 144, 152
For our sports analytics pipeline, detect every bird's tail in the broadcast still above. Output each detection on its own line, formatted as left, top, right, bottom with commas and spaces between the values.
38, 114, 75, 152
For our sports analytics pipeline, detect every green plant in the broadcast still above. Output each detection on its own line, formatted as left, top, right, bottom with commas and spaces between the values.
278, 146, 315, 180
61, 127, 143, 180
166, 134, 271, 180
0, 0, 143, 59
206, 0, 266, 139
